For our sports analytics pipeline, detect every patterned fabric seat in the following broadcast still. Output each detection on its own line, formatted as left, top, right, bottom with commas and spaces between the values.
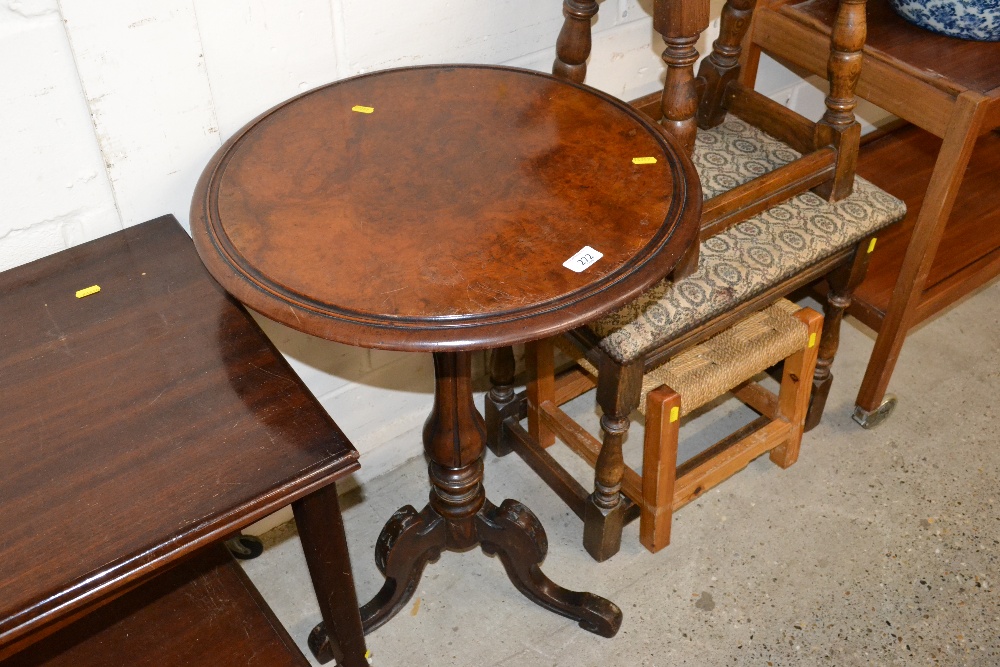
590, 117, 907, 364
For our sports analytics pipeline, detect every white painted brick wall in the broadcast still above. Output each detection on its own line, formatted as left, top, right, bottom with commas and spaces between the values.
0, 1, 890, 511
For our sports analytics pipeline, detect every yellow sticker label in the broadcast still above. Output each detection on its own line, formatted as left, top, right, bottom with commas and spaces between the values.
632, 156, 657, 165
868, 237, 877, 253
808, 332, 817, 348
669, 406, 679, 423
352, 105, 374, 114
75, 285, 101, 299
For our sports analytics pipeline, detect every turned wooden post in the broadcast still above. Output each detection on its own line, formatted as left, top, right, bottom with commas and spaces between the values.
806, 236, 872, 430
553, 0, 600, 83
813, 0, 866, 201
485, 346, 517, 456
697, 0, 759, 129
653, 0, 710, 155
653, 0, 709, 280
583, 359, 643, 561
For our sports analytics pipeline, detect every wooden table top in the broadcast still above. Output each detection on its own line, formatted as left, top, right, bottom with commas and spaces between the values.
193, 65, 700, 352
0, 217, 359, 653
788, 0, 1000, 96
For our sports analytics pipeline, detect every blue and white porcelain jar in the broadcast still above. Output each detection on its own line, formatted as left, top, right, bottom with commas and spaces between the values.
889, 0, 1000, 41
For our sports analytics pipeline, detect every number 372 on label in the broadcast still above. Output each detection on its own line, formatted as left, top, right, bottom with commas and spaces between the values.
563, 246, 604, 273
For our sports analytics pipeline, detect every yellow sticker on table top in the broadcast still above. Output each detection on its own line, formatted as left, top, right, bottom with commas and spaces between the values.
808, 332, 817, 348
75, 285, 101, 299
669, 406, 679, 423
352, 105, 374, 114
868, 237, 877, 253
632, 156, 657, 165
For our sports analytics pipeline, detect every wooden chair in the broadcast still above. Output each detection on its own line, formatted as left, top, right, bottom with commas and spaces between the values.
485, 0, 907, 561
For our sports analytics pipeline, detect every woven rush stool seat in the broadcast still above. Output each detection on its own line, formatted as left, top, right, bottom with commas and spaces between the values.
545, 299, 823, 553
590, 117, 906, 365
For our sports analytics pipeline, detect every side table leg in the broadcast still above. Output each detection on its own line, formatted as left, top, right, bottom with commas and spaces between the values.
477, 498, 623, 637
358, 503, 447, 633
293, 484, 369, 667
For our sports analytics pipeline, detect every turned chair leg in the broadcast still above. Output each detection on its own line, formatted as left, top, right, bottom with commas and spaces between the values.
486, 346, 517, 456
639, 386, 681, 553
770, 308, 824, 467
583, 359, 643, 561
553, 0, 599, 83
813, 0, 866, 201
697, 0, 758, 129
653, 0, 709, 155
809, 304, 843, 432
806, 236, 873, 431
653, 0, 709, 281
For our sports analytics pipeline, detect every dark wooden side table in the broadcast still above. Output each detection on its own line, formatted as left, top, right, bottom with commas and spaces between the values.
0, 217, 368, 667
191, 65, 701, 658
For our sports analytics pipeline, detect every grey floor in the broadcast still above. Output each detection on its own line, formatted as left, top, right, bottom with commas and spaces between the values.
242, 281, 1000, 667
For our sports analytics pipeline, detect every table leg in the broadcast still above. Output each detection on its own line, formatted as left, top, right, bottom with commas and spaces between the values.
316, 350, 622, 644
293, 484, 369, 667
854, 94, 987, 426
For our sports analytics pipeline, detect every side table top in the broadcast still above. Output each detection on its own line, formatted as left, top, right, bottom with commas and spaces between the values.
193, 65, 700, 352
0, 217, 359, 653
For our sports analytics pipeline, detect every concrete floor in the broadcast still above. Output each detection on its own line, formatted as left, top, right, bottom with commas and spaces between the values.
241, 281, 1000, 667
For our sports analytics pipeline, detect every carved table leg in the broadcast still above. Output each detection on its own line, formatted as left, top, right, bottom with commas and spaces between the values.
477, 498, 622, 637
350, 350, 622, 643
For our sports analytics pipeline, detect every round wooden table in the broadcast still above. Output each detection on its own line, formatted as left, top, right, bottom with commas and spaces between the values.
192, 64, 700, 658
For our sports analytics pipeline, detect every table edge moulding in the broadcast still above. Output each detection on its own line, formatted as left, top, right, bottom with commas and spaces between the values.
192, 64, 702, 353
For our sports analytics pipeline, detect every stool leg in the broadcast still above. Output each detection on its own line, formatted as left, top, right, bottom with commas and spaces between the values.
771, 309, 823, 468
640, 386, 681, 553
526, 339, 557, 448
584, 359, 643, 561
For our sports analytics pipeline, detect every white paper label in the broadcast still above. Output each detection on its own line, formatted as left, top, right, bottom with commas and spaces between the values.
563, 246, 603, 273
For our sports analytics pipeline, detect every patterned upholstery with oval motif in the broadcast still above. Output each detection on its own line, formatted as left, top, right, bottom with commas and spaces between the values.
591, 116, 906, 364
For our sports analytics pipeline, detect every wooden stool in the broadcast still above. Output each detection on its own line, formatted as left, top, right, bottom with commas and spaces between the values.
531, 299, 822, 553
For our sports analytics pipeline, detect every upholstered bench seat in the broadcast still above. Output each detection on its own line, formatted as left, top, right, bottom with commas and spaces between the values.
590, 117, 907, 364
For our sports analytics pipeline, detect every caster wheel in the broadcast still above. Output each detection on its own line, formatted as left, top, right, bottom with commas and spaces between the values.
225, 534, 264, 560
852, 395, 897, 429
